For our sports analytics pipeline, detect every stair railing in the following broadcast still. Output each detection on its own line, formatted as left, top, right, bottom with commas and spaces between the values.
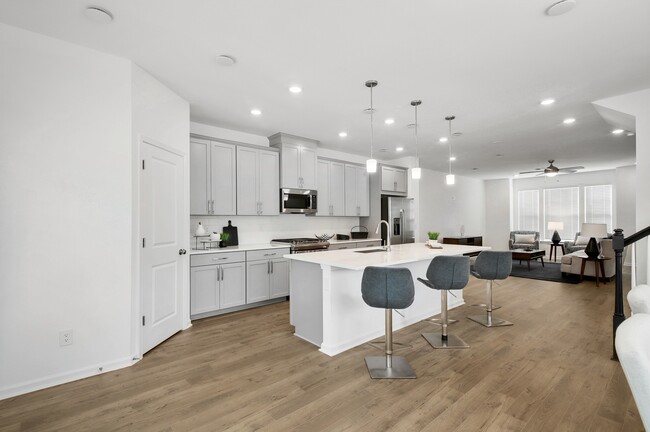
612, 226, 650, 360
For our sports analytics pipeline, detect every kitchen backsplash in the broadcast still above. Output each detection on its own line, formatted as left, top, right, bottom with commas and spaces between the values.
190, 215, 373, 247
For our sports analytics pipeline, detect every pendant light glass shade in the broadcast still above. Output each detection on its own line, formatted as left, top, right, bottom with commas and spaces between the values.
445, 115, 456, 186
411, 100, 422, 180
365, 80, 378, 173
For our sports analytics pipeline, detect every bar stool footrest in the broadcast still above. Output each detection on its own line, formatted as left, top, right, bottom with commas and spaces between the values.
367, 341, 411, 352
423, 318, 459, 326
422, 332, 470, 349
471, 303, 502, 310
365, 356, 416, 379
467, 314, 513, 327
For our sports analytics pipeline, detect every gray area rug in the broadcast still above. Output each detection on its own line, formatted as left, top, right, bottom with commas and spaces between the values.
509, 261, 580, 284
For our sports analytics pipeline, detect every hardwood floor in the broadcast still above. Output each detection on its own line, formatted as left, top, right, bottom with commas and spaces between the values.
0, 276, 644, 431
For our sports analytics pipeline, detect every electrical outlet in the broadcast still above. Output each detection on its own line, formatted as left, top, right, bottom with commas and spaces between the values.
59, 329, 73, 346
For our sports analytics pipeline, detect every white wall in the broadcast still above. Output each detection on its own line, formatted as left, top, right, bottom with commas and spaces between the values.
418, 169, 486, 243
131, 64, 191, 354
0, 24, 133, 398
484, 179, 512, 250
615, 165, 637, 235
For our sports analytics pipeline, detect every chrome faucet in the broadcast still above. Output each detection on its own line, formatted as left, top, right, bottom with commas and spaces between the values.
376, 220, 391, 252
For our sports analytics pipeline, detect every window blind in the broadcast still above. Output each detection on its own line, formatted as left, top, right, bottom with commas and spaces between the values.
517, 190, 539, 231
585, 184, 613, 233
543, 187, 579, 240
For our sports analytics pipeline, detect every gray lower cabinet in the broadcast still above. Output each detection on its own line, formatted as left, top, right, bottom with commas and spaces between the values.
246, 248, 290, 303
328, 240, 382, 251
190, 257, 246, 317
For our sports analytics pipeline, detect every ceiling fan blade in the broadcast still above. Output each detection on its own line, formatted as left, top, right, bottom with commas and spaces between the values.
558, 166, 584, 171
519, 169, 543, 174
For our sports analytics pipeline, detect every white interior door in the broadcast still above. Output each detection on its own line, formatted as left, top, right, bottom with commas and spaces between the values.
141, 141, 185, 354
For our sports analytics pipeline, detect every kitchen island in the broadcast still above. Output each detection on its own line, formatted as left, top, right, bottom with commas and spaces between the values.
286, 242, 489, 356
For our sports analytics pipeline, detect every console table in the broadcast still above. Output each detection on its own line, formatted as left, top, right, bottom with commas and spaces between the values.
443, 237, 483, 257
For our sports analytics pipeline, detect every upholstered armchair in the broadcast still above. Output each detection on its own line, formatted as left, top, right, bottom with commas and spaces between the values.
509, 231, 540, 250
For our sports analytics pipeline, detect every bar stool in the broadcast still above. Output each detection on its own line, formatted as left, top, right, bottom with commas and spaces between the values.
417, 255, 471, 349
361, 266, 416, 379
467, 251, 513, 327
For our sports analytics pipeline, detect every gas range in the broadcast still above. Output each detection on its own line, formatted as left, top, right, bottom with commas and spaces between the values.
270, 238, 330, 253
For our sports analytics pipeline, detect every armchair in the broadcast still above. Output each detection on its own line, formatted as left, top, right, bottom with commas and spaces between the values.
564, 230, 613, 253
509, 231, 540, 250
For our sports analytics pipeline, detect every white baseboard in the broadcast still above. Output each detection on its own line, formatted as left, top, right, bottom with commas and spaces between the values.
0, 356, 135, 401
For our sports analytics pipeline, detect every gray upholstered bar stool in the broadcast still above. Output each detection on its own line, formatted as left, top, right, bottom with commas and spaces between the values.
417, 255, 471, 349
467, 251, 513, 327
361, 266, 416, 379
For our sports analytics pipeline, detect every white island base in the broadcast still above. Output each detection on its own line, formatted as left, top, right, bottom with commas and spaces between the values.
287, 243, 488, 356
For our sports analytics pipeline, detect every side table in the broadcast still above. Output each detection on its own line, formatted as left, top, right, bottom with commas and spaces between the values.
576, 253, 611, 287
549, 243, 565, 262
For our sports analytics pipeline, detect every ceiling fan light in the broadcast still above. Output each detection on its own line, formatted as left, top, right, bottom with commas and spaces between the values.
546, 172, 558, 178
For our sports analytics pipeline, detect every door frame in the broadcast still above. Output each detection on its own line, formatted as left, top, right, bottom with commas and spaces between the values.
133, 136, 191, 361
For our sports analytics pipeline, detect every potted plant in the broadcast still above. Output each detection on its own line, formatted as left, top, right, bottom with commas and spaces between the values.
427, 232, 440, 246
219, 232, 230, 248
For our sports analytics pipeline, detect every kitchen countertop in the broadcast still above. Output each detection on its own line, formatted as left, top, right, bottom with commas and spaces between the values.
284, 242, 489, 270
189, 238, 382, 255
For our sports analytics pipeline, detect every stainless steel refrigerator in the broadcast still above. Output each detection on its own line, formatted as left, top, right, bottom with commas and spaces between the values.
380, 196, 415, 245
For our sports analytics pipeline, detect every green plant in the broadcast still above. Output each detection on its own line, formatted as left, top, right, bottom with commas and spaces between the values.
220, 232, 230, 242
427, 232, 440, 240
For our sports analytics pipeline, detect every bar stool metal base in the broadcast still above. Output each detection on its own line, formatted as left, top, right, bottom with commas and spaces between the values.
422, 332, 469, 349
467, 314, 512, 327
365, 356, 416, 379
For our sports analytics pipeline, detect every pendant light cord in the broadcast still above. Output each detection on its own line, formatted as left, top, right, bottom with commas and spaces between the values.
370, 86, 374, 160
414, 104, 419, 161
448, 118, 452, 175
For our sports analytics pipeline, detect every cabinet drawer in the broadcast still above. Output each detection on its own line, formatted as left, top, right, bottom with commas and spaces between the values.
191, 251, 246, 267
247, 248, 290, 262
328, 243, 356, 251
357, 240, 382, 248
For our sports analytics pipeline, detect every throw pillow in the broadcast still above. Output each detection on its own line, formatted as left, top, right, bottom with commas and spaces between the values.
575, 235, 590, 246
514, 234, 535, 244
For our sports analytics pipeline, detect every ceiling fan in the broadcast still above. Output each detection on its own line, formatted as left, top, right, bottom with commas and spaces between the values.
519, 160, 584, 177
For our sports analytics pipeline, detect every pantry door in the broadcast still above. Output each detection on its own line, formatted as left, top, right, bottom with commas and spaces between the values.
140, 140, 185, 354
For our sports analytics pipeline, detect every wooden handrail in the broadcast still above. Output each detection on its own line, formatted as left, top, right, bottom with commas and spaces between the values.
612, 225, 650, 360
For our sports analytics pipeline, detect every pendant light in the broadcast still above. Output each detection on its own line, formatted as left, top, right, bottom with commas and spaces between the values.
365, 80, 378, 173
411, 100, 422, 180
445, 115, 456, 185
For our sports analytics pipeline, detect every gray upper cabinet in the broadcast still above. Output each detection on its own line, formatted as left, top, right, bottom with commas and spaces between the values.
380, 165, 408, 195
236, 146, 279, 215
344, 164, 369, 217
269, 133, 318, 190
190, 138, 236, 215
316, 159, 345, 216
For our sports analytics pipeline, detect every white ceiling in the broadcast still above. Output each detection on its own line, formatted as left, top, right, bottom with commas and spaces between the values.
1, 0, 648, 179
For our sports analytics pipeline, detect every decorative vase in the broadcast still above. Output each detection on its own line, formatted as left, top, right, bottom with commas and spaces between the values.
584, 237, 600, 258
427, 239, 438, 246
219, 240, 227, 248
195, 222, 206, 236
551, 230, 561, 244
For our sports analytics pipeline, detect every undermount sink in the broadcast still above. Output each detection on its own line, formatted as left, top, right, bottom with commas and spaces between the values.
354, 248, 387, 254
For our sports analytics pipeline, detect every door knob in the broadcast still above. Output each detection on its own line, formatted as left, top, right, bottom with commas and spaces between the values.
179, 249, 187, 255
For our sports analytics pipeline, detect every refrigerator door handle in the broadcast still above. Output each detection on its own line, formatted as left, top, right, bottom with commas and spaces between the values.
400, 209, 405, 244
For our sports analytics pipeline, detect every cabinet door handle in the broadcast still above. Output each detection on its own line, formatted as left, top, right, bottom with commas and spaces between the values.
260, 202, 263, 215
220, 266, 224, 281
267, 261, 270, 274
339, 246, 348, 249
212, 257, 228, 261
264, 253, 276, 256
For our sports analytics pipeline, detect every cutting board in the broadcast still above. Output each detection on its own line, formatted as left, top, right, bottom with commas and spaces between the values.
222, 220, 239, 246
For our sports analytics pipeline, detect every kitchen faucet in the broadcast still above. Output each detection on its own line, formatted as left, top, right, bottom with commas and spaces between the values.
376, 220, 391, 252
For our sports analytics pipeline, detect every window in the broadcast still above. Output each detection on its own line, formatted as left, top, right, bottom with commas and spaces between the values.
517, 190, 539, 231
543, 187, 579, 240
585, 184, 613, 233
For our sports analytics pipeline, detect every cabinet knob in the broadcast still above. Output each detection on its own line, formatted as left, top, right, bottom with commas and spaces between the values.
179, 249, 187, 255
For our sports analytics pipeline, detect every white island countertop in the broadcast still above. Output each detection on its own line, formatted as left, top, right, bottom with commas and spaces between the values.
285, 242, 489, 270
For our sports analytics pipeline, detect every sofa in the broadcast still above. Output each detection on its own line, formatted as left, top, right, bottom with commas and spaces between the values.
509, 231, 540, 250
560, 238, 615, 279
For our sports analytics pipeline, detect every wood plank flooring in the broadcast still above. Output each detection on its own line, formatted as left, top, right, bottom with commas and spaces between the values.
0, 275, 644, 431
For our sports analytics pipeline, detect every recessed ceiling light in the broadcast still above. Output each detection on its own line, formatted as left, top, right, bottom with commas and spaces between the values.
449, 156, 456, 161
84, 7, 113, 23
338, 132, 347, 138
396, 147, 404, 152
385, 118, 395, 125
612, 129, 624, 134
627, 132, 635, 136
439, 137, 448, 143
215, 55, 236, 66
540, 98, 555, 106
250, 109, 262, 116
563, 118, 576, 124
289, 86, 302, 94
546, 0, 577, 16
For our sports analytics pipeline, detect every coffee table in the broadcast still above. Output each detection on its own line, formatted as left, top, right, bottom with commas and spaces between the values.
511, 249, 545, 271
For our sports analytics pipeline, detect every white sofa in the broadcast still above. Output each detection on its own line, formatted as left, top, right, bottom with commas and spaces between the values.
560, 238, 615, 279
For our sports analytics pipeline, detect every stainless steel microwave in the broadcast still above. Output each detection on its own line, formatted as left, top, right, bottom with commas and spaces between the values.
280, 188, 317, 214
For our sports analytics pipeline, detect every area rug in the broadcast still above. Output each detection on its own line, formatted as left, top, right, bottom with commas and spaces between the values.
509, 261, 580, 284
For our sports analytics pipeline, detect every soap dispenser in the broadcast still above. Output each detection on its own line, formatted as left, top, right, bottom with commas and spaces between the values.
195, 221, 206, 236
